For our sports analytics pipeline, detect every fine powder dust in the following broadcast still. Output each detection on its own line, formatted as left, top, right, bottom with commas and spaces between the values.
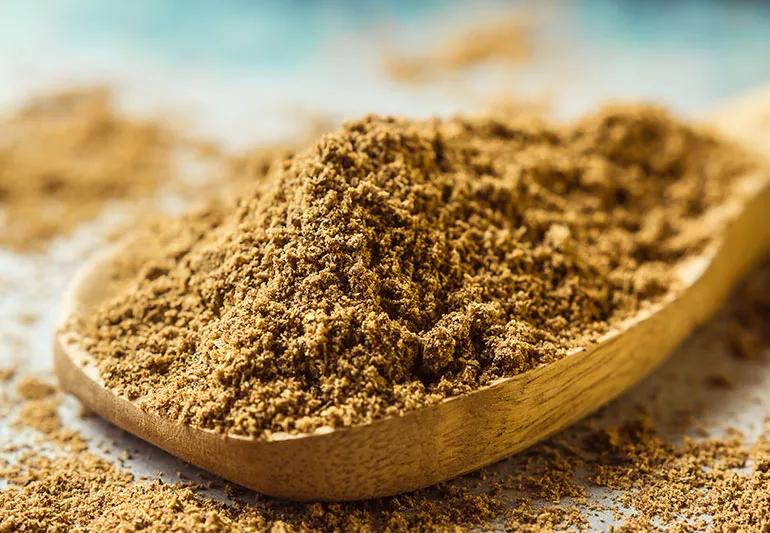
0, 88, 174, 251
69, 105, 755, 438
383, 15, 531, 82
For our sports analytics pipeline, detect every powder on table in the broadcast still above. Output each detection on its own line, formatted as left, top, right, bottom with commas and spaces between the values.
224, 144, 295, 199
0, 87, 173, 250
0, 451, 513, 532
16, 376, 56, 400
68, 105, 755, 438
10, 376, 86, 451
0, 371, 512, 532
0, 365, 15, 383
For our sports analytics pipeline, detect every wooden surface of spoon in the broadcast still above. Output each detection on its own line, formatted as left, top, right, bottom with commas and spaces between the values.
55, 100, 770, 501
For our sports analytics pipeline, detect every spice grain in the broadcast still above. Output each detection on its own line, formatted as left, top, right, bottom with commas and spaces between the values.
71, 106, 753, 437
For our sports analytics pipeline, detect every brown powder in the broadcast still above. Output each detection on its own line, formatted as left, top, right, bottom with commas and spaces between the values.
13, 377, 61, 436
503, 258, 770, 530
69, 105, 755, 438
16, 376, 56, 400
0, 87, 174, 250
580, 421, 770, 530
3, 83, 769, 531
0, 450, 510, 532
2, 260, 770, 531
10, 376, 87, 451
0, 365, 15, 383
0, 377, 511, 531
224, 144, 296, 199
15, 312, 38, 326
384, 15, 531, 82
0, 370, 567, 532
14, 396, 63, 437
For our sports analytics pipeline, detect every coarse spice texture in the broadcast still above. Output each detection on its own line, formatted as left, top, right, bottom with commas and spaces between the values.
70, 105, 754, 437
0, 451, 508, 532
0, 88, 174, 250
3, 258, 770, 531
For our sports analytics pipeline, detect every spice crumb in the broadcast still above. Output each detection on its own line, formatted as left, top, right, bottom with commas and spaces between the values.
71, 105, 756, 438
0, 87, 175, 250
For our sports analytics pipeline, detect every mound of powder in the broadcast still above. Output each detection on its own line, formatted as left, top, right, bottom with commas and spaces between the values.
70, 105, 754, 438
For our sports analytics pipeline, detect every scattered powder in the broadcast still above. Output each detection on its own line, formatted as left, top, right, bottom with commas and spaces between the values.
0, 374, 513, 531
68, 105, 755, 438
16, 376, 56, 400
13, 377, 61, 437
0, 367, 12, 419
14, 395, 63, 437
0, 87, 174, 250
15, 312, 38, 326
9, 376, 87, 451
384, 15, 531, 82
0, 365, 15, 383
0, 451, 509, 532
583, 420, 770, 530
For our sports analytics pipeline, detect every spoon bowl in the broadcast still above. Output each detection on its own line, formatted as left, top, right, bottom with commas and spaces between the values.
55, 107, 770, 501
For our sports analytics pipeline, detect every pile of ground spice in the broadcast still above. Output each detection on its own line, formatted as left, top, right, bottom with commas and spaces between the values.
384, 15, 531, 82
69, 105, 754, 438
224, 144, 296, 199
3, 261, 770, 531
0, 87, 173, 250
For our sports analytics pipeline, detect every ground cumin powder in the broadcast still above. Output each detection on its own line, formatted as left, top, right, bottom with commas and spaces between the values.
69, 105, 753, 438
3, 261, 770, 531
0, 88, 174, 250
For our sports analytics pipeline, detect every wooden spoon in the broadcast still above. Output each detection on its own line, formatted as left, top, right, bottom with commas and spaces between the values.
55, 106, 770, 502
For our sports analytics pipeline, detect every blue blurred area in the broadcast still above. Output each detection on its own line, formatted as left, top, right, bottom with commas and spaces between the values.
3, 0, 770, 70
57, 0, 455, 68
1, 0, 770, 116
573, 0, 770, 99
1, 0, 477, 69
580, 0, 770, 45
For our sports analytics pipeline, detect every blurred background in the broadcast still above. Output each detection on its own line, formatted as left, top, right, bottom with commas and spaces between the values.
2, 0, 770, 147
